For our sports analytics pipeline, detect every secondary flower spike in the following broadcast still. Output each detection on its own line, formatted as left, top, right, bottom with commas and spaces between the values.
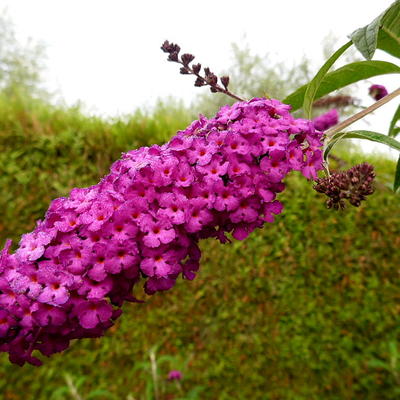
0, 98, 324, 366
313, 95, 356, 109
313, 109, 339, 131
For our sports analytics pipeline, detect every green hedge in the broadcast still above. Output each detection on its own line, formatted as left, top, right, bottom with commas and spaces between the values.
0, 95, 192, 242
0, 95, 399, 400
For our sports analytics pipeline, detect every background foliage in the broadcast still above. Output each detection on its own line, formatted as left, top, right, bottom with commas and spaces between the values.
0, 9, 46, 98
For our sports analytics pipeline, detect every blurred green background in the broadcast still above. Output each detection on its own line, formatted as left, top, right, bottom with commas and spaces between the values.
0, 10, 399, 400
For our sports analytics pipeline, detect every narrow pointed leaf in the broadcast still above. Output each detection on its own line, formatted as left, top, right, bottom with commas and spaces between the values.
303, 41, 352, 119
388, 104, 400, 137
284, 61, 400, 111
86, 389, 117, 399
325, 130, 400, 162
339, 130, 400, 150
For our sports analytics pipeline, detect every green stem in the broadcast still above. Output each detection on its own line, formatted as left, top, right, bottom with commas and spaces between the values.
149, 349, 159, 400
325, 87, 400, 138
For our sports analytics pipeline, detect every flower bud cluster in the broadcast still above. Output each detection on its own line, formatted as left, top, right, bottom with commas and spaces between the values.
0, 98, 323, 366
313, 163, 375, 209
161, 40, 241, 101
312, 109, 339, 131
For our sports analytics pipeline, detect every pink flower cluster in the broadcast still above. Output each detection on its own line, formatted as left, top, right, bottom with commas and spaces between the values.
313, 109, 339, 131
0, 98, 323, 366
168, 369, 183, 380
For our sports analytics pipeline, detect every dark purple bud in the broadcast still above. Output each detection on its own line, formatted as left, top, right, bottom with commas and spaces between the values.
206, 73, 218, 86
192, 63, 201, 74
180, 67, 190, 75
168, 52, 179, 62
204, 67, 211, 76
194, 77, 205, 87
181, 53, 195, 66
170, 43, 181, 54
210, 87, 218, 93
369, 84, 388, 101
220, 76, 229, 89
161, 40, 172, 53
161, 41, 180, 55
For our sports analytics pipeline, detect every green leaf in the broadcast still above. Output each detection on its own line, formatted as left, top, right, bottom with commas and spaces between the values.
350, 0, 400, 60
341, 130, 400, 151
350, 15, 382, 60
381, 0, 400, 40
303, 41, 352, 119
388, 340, 399, 357
381, 1, 400, 31
394, 156, 400, 192
368, 359, 390, 370
378, 0, 400, 59
50, 387, 70, 400
389, 104, 400, 137
156, 354, 176, 364
378, 26, 400, 59
284, 61, 400, 111
86, 389, 117, 399
325, 130, 400, 161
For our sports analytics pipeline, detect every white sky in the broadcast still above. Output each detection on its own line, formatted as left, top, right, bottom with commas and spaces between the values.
2, 0, 400, 156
